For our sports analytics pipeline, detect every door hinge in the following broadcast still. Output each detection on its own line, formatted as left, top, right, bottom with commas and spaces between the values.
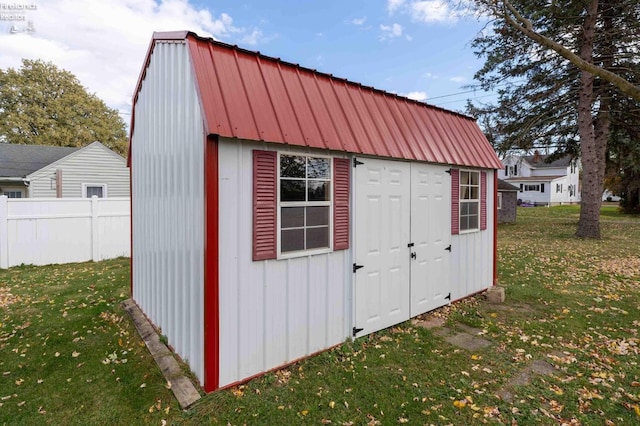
445, 244, 452, 252
353, 158, 364, 167
445, 293, 451, 300
410, 252, 416, 260
445, 168, 452, 174
353, 327, 363, 336
407, 242, 414, 247
353, 263, 364, 273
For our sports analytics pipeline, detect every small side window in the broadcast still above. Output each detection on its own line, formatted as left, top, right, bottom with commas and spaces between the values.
83, 184, 107, 198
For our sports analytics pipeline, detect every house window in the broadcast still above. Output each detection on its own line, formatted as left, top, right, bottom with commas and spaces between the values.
505, 164, 518, 177
524, 184, 541, 192
459, 170, 480, 232
4, 190, 23, 198
497, 192, 503, 210
83, 184, 107, 198
556, 184, 563, 193
278, 154, 331, 255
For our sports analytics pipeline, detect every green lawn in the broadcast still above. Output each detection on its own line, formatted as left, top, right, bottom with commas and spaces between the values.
1, 205, 639, 425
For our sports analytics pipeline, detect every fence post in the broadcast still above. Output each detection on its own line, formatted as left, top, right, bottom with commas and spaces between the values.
0, 196, 8, 269
91, 196, 100, 262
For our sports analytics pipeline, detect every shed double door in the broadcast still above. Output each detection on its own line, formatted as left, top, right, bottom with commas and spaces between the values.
354, 158, 451, 337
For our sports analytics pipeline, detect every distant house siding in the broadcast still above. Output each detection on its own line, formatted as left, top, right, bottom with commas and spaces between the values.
28, 143, 130, 198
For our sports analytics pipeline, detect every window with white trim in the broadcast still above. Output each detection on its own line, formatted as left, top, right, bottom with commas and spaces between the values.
459, 170, 480, 232
497, 192, 503, 210
278, 154, 331, 255
524, 184, 541, 192
83, 183, 107, 198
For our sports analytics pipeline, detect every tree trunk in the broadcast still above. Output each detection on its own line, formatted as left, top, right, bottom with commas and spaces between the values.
576, 0, 604, 239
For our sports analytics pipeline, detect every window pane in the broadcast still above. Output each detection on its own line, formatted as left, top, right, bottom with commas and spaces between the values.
308, 181, 329, 201
281, 207, 304, 228
307, 206, 329, 226
460, 186, 469, 200
307, 157, 330, 178
282, 229, 304, 252
460, 202, 469, 216
469, 187, 479, 200
468, 214, 479, 230
467, 202, 479, 216
280, 155, 306, 178
86, 186, 104, 198
280, 180, 306, 201
460, 171, 470, 185
306, 227, 329, 249
469, 171, 479, 185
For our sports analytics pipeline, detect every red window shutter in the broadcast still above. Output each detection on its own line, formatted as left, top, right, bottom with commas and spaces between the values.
451, 168, 459, 235
480, 171, 487, 230
333, 158, 350, 250
253, 150, 277, 260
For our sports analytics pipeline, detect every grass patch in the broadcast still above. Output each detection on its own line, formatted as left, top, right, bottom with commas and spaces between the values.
0, 259, 179, 425
1, 206, 639, 424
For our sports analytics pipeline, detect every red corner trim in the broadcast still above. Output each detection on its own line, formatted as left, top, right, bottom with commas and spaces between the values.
204, 135, 219, 392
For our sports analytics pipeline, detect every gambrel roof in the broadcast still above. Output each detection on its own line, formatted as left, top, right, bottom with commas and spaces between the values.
131, 31, 503, 170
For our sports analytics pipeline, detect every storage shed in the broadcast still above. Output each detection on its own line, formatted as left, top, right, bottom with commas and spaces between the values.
497, 179, 519, 223
128, 31, 504, 393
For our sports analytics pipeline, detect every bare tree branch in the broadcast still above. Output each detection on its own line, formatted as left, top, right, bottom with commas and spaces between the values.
499, 0, 640, 100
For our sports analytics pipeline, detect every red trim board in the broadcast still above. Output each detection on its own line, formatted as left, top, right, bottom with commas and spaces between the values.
204, 136, 220, 392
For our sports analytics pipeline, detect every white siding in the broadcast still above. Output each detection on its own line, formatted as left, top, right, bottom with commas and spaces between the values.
131, 41, 205, 383
531, 167, 566, 177
28, 142, 130, 198
451, 170, 495, 300
218, 138, 351, 388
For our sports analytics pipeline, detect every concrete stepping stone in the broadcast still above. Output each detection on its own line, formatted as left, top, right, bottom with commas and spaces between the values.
496, 359, 556, 403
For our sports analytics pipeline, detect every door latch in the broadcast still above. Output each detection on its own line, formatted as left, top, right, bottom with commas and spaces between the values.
445, 245, 452, 252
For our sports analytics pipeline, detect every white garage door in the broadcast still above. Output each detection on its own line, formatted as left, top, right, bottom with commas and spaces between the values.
354, 158, 451, 337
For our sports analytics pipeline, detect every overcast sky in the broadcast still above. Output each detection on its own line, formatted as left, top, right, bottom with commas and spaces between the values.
0, 0, 493, 123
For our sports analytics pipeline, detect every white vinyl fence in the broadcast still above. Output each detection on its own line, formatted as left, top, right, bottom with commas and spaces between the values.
0, 196, 130, 269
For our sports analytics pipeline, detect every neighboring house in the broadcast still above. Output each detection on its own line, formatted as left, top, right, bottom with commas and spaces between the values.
497, 151, 581, 206
129, 31, 504, 392
497, 179, 519, 223
0, 141, 129, 198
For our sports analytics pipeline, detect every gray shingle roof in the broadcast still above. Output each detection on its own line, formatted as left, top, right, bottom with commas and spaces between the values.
523, 153, 572, 168
497, 179, 519, 191
0, 144, 79, 177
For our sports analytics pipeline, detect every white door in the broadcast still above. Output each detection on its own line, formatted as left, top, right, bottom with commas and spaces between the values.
354, 158, 411, 337
410, 164, 451, 316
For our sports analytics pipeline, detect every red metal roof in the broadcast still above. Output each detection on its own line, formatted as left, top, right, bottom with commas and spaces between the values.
140, 31, 502, 169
